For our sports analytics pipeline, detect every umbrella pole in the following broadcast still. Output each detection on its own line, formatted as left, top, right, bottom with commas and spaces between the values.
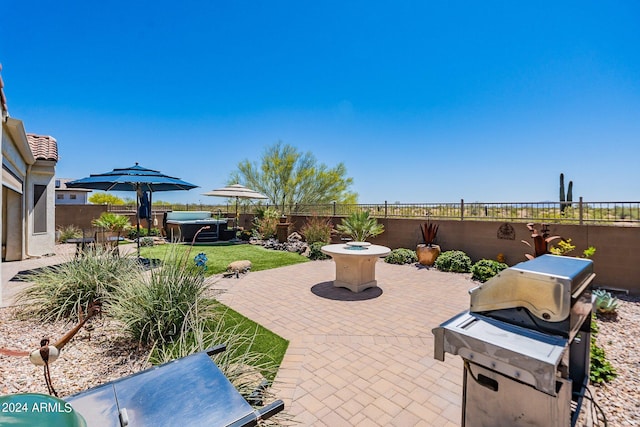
148, 191, 153, 235
136, 185, 141, 258
235, 196, 239, 230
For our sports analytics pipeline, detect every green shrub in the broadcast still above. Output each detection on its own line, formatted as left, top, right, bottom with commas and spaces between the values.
308, 242, 330, 260
385, 248, 418, 265
139, 236, 155, 247
300, 216, 333, 244
57, 225, 82, 242
434, 250, 472, 273
471, 259, 508, 282
16, 247, 142, 322
128, 227, 161, 240
590, 340, 617, 384
589, 313, 617, 384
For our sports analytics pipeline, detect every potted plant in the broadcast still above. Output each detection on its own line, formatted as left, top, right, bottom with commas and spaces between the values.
416, 221, 440, 265
91, 212, 132, 255
335, 211, 384, 242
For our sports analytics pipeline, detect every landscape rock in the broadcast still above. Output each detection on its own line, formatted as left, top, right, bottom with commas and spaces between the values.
227, 260, 252, 273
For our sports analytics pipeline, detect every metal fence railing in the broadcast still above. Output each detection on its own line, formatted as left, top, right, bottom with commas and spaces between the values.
107, 199, 640, 226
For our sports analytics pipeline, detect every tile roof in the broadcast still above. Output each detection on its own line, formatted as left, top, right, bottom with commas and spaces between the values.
0, 64, 7, 115
26, 133, 59, 162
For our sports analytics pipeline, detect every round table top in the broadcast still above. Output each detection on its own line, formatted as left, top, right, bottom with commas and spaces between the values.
321, 243, 391, 257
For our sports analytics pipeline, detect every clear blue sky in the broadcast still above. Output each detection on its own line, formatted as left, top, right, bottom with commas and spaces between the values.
2, 1, 639, 204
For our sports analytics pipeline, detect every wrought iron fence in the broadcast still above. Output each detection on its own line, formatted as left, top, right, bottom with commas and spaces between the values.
107, 199, 640, 226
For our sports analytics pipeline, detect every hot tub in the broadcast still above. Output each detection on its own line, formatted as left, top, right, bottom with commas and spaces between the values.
164, 211, 229, 242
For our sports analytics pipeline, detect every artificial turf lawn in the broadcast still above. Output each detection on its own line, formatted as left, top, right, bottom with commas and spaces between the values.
140, 243, 309, 275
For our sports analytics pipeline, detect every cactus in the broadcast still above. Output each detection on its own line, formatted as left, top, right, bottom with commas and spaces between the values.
560, 173, 565, 209
593, 289, 619, 314
559, 173, 573, 213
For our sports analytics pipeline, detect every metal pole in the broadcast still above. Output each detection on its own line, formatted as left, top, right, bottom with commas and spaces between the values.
461, 199, 465, 221
579, 197, 583, 226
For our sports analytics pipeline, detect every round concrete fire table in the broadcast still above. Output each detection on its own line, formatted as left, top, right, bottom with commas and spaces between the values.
321, 242, 391, 293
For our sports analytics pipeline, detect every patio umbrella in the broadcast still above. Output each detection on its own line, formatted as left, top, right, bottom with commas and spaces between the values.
202, 184, 269, 229
66, 163, 198, 255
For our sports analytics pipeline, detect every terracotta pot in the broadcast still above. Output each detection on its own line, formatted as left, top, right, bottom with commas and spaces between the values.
416, 244, 441, 266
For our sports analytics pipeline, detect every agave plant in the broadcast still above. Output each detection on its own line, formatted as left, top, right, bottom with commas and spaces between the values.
335, 211, 384, 242
593, 289, 620, 314
420, 222, 439, 247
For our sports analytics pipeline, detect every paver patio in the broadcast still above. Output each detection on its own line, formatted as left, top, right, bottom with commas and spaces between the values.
1, 249, 471, 426
214, 260, 471, 426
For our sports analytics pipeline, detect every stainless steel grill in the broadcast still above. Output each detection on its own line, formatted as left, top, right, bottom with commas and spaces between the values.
433, 254, 595, 427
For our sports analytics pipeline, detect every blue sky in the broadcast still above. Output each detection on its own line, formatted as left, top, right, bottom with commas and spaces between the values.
2, 1, 639, 204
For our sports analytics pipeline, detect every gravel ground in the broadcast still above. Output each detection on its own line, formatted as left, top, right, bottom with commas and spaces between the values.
590, 294, 640, 426
0, 308, 152, 397
1, 293, 638, 425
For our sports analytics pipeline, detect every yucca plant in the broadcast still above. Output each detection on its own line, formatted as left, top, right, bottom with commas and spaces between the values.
335, 211, 384, 242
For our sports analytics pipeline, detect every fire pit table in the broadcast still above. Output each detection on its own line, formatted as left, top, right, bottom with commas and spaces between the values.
321, 242, 391, 292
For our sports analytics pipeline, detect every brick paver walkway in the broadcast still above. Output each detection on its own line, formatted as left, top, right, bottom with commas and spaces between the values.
214, 260, 471, 426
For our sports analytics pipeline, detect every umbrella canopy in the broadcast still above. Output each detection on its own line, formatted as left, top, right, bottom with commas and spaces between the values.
202, 184, 268, 228
202, 184, 269, 200
66, 163, 198, 193
67, 163, 198, 255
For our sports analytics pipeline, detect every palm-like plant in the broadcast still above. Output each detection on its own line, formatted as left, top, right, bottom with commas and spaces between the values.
335, 211, 384, 242
92, 212, 132, 254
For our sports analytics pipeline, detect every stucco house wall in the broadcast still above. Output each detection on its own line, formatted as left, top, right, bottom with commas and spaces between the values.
1, 70, 58, 262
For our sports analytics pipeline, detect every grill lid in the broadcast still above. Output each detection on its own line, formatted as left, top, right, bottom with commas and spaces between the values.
469, 255, 594, 322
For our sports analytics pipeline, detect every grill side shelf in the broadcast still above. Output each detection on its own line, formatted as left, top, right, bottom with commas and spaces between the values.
432, 311, 568, 396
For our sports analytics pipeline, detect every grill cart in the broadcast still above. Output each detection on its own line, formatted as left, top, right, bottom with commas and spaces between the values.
433, 255, 595, 427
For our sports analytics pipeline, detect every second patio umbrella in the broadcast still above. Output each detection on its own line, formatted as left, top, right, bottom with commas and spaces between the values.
67, 163, 198, 256
202, 184, 269, 229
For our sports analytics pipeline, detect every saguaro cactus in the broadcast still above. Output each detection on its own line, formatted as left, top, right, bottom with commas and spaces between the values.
560, 173, 573, 213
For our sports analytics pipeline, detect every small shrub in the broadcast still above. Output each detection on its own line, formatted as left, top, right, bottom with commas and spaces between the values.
471, 259, 508, 282
385, 248, 418, 265
308, 242, 330, 260
590, 340, 617, 384
139, 236, 155, 247
434, 250, 472, 273
57, 225, 82, 242
128, 227, 161, 240
589, 313, 617, 384
300, 216, 333, 244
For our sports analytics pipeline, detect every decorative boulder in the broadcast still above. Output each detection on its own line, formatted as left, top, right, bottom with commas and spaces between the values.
227, 260, 252, 273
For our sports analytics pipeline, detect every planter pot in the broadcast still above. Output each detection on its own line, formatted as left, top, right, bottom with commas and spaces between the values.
416, 244, 441, 266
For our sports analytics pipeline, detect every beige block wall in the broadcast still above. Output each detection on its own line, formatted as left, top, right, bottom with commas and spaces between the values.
284, 215, 640, 294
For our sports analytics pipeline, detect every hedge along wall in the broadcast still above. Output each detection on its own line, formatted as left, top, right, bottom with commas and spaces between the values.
280, 215, 640, 294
